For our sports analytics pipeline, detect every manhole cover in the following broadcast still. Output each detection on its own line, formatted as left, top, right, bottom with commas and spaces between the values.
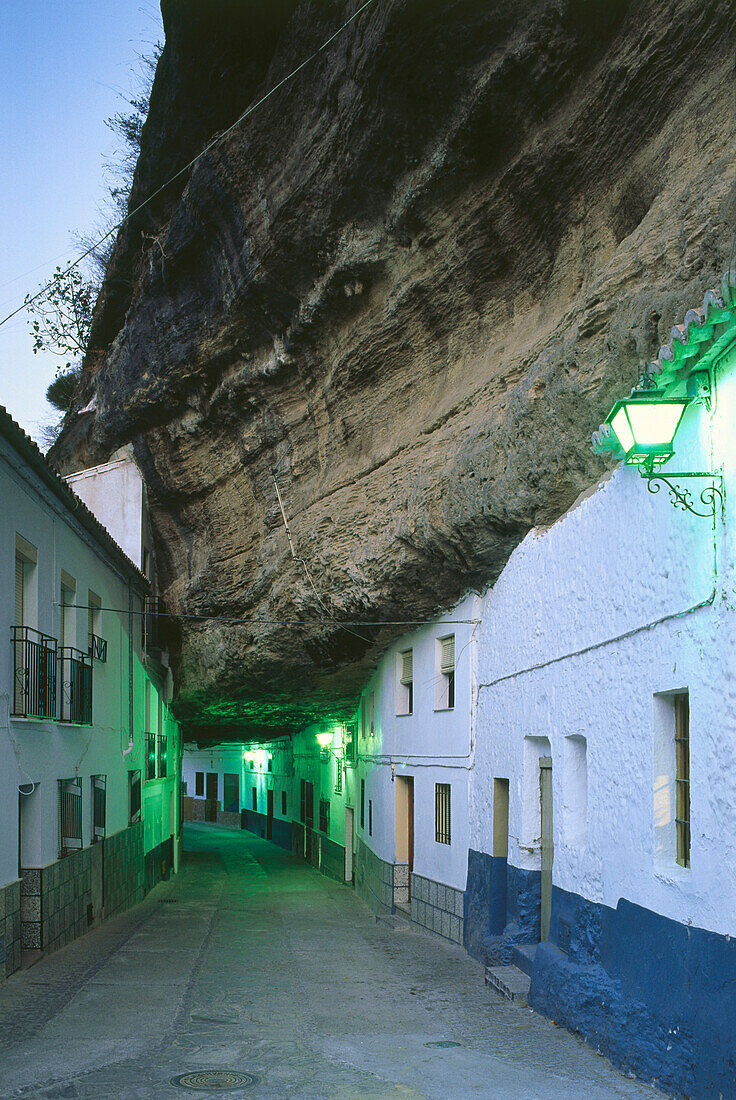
425, 1040, 462, 1048
171, 1070, 258, 1091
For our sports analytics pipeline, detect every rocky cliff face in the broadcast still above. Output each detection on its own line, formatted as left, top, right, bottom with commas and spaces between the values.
53, 0, 736, 739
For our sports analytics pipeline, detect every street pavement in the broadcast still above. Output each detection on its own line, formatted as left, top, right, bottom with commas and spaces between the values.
0, 823, 667, 1099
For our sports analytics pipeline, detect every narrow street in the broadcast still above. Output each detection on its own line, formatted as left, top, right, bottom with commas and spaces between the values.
0, 824, 664, 1100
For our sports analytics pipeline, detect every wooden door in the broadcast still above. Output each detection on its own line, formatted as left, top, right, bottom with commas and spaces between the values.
266, 788, 274, 840
206, 772, 218, 821
539, 757, 553, 942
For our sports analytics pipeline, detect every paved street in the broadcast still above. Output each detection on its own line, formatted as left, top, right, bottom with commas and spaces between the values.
0, 824, 666, 1099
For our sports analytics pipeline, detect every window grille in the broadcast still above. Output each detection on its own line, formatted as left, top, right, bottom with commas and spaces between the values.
360, 779, 365, 829
91, 775, 106, 842
335, 759, 343, 794
319, 797, 330, 835
435, 783, 451, 845
282, 790, 287, 815
59, 778, 82, 856
145, 732, 156, 781
344, 719, 356, 764
129, 770, 141, 824
368, 798, 373, 836
252, 786, 257, 811
195, 771, 204, 796
675, 693, 690, 868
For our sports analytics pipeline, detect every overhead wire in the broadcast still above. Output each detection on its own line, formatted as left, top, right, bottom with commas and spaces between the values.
0, 0, 380, 333
63, 602, 480, 627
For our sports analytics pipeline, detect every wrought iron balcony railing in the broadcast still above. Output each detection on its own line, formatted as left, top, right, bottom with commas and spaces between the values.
11, 626, 57, 719
145, 732, 156, 781
58, 647, 93, 725
157, 734, 168, 779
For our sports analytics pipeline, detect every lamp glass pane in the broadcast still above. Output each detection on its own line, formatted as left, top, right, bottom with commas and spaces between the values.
316, 731, 333, 747
611, 406, 635, 453
626, 401, 687, 447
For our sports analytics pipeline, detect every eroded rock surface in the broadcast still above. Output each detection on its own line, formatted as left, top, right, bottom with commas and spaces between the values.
53, 0, 736, 737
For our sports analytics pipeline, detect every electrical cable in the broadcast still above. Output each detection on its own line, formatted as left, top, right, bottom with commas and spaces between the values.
0, 0, 380, 333
62, 602, 480, 627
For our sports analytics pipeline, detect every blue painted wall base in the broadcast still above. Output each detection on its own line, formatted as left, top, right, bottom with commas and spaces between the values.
529, 885, 736, 1099
464, 849, 540, 964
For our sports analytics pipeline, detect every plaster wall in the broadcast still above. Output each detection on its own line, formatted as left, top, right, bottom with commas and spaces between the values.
472, 362, 736, 938
65, 455, 145, 570
183, 740, 294, 824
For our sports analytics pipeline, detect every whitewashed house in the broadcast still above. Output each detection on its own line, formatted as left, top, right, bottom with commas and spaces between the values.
0, 411, 181, 980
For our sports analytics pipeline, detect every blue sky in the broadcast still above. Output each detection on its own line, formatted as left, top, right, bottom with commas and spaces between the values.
0, 1, 163, 447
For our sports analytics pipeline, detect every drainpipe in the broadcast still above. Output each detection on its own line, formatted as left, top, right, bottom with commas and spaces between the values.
122, 581, 134, 758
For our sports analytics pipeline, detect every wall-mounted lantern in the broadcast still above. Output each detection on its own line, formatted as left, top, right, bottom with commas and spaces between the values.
604, 382, 724, 521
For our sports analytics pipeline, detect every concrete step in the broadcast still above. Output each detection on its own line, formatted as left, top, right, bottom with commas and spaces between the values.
485, 964, 531, 1006
394, 902, 411, 918
511, 943, 537, 976
376, 912, 410, 932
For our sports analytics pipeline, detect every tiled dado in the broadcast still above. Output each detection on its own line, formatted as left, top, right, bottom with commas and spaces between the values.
411, 873, 464, 944
355, 838, 395, 913
394, 862, 409, 906
0, 878, 21, 979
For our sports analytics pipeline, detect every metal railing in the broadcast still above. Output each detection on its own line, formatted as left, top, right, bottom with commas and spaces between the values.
88, 633, 107, 662
157, 734, 167, 778
142, 595, 159, 651
58, 647, 93, 725
145, 732, 156, 780
11, 626, 57, 718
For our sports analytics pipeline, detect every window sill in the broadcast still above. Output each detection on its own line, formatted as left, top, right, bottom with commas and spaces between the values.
395, 712, 413, 718
433, 707, 455, 713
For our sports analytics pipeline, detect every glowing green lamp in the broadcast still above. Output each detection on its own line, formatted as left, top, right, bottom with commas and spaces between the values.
605, 393, 689, 474
316, 731, 333, 748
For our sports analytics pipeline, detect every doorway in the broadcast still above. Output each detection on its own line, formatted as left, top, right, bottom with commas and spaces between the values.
345, 807, 354, 883
539, 756, 553, 941
394, 775, 414, 900
206, 772, 218, 821
266, 788, 274, 840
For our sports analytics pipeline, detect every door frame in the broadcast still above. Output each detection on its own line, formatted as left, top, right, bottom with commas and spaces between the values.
539, 756, 553, 942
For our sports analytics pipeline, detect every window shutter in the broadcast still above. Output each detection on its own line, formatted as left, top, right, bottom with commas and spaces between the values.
440, 636, 455, 673
400, 650, 413, 685
14, 555, 24, 627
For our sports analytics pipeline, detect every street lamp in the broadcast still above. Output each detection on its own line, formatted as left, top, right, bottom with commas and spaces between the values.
604, 387, 723, 521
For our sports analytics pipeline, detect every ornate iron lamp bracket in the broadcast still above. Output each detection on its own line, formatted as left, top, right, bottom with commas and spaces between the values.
641, 461, 725, 522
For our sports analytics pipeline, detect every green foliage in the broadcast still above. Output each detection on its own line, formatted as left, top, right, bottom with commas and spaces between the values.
25, 266, 95, 372
46, 365, 83, 414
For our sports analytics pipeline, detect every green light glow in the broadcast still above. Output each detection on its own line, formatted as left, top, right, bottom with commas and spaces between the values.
316, 731, 333, 747
611, 406, 634, 453
333, 725, 343, 747
626, 401, 687, 447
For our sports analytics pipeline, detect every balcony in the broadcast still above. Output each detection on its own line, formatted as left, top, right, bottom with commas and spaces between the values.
11, 626, 57, 719
145, 732, 156, 781
58, 647, 93, 725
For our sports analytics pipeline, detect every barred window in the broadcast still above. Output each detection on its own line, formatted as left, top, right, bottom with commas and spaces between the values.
195, 771, 204, 796
91, 774, 106, 842
129, 770, 141, 824
282, 790, 287, 815
675, 693, 690, 868
360, 778, 365, 829
59, 778, 82, 856
319, 797, 330, 835
435, 783, 451, 845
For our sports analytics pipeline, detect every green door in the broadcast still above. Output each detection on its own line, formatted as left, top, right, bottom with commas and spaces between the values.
539, 757, 553, 942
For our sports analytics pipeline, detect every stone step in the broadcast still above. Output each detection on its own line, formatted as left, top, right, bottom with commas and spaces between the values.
511, 943, 537, 976
485, 964, 531, 1006
376, 912, 410, 932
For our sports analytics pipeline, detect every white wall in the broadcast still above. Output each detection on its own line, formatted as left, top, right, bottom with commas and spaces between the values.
65, 453, 146, 571
0, 434, 181, 886
472, 357, 736, 936
355, 594, 479, 891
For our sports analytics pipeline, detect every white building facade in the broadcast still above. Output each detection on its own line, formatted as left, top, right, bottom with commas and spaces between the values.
0, 411, 182, 980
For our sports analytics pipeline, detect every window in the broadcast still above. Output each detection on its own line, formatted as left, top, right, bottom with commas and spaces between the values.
282, 790, 287, 816
91, 775, 106, 842
345, 719, 356, 764
397, 649, 413, 715
252, 787, 257, 812
319, 797, 330, 834
267, 757, 273, 772
368, 798, 373, 836
145, 680, 151, 734
360, 778, 365, 829
335, 758, 343, 794
60, 573, 76, 649
88, 591, 106, 661
300, 778, 306, 822
129, 770, 141, 824
369, 691, 375, 734
675, 693, 690, 868
361, 696, 367, 738
435, 783, 451, 844
305, 781, 314, 828
145, 732, 156, 781
195, 771, 204, 796
58, 778, 82, 856
436, 634, 455, 710
158, 735, 168, 779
